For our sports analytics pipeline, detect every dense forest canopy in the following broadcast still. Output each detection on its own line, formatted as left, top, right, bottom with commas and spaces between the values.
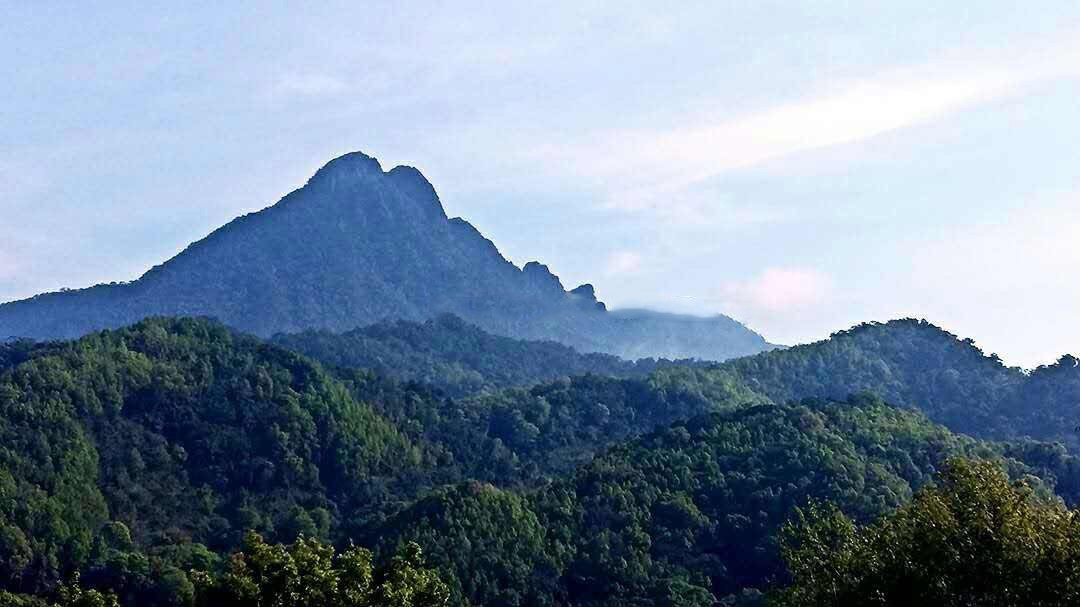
0, 315, 1079, 605
272, 316, 1080, 454
370, 394, 1065, 606
0, 318, 434, 603
719, 318, 1080, 448
777, 459, 1080, 606
270, 314, 676, 397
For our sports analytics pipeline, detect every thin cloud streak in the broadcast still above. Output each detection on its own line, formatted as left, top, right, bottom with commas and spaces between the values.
534, 33, 1080, 213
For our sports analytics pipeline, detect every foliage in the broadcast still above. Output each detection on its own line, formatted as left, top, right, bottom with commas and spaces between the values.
0, 318, 421, 600
720, 319, 1080, 450
193, 532, 448, 607
1001, 354, 1080, 448
0, 580, 119, 607
719, 319, 1021, 434
2, 315, 1080, 606
374, 482, 560, 607
374, 395, 1043, 607
331, 363, 763, 490
776, 459, 1080, 606
271, 314, 679, 398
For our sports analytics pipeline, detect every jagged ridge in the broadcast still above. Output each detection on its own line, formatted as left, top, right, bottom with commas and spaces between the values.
0, 151, 773, 361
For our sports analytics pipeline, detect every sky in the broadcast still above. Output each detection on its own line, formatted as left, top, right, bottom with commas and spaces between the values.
2, 2, 1080, 367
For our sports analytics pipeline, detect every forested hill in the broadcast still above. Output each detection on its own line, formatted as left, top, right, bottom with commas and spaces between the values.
719, 318, 1080, 448
0, 317, 445, 603
0, 316, 770, 605
5, 316, 1080, 606
0, 151, 772, 362
720, 319, 1021, 433
271, 313, 681, 396
370, 394, 1062, 607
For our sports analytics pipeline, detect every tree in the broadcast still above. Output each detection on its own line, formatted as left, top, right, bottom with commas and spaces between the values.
56, 577, 121, 607
193, 532, 448, 607
776, 458, 1080, 606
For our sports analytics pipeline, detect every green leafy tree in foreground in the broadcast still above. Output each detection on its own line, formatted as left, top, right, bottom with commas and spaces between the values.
193, 532, 448, 607
0, 580, 120, 607
55, 580, 120, 607
776, 458, 1080, 607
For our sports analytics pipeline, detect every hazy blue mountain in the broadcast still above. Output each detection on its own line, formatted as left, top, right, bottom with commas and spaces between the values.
270, 313, 689, 397
0, 152, 772, 361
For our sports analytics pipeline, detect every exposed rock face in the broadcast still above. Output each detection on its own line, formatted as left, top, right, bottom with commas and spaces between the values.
570, 284, 606, 312
0, 152, 774, 360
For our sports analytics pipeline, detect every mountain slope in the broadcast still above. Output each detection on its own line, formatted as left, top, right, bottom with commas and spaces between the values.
717, 318, 1080, 448
0, 317, 423, 596
2, 317, 1079, 607
0, 315, 764, 600
0, 152, 771, 361
719, 319, 1022, 434
373, 395, 1052, 607
270, 313, 680, 397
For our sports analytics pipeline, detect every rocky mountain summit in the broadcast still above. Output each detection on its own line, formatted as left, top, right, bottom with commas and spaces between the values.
0, 152, 772, 360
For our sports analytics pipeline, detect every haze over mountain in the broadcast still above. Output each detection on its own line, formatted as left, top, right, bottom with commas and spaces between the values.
270, 313, 686, 397
0, 152, 771, 361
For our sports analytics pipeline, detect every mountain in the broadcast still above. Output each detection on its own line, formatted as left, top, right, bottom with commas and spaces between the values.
0, 317, 431, 602
0, 315, 762, 600
719, 318, 1022, 434
0, 152, 772, 361
718, 318, 1080, 449
1, 317, 1078, 607
270, 313, 686, 397
371, 394, 1054, 607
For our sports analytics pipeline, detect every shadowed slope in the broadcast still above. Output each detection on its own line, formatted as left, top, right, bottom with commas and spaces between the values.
0, 152, 771, 361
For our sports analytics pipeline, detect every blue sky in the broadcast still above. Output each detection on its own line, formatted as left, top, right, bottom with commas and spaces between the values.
3, 2, 1079, 367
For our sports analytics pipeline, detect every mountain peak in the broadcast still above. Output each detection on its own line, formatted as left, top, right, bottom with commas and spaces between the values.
522, 261, 565, 293
0, 150, 773, 361
570, 284, 607, 312
306, 151, 385, 189
300, 151, 447, 221
386, 164, 447, 220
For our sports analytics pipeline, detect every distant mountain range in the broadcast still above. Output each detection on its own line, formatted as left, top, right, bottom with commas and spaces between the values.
270, 313, 686, 397
0, 151, 772, 361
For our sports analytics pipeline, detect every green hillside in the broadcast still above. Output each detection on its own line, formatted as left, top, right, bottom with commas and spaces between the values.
2, 317, 1079, 606
270, 314, 670, 397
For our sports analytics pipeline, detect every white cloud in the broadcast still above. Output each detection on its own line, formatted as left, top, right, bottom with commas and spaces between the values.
604, 250, 643, 276
533, 32, 1080, 213
649, 188, 796, 231
723, 267, 833, 315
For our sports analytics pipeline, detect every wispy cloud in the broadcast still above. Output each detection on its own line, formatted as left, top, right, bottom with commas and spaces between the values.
722, 267, 833, 315
534, 33, 1080, 213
